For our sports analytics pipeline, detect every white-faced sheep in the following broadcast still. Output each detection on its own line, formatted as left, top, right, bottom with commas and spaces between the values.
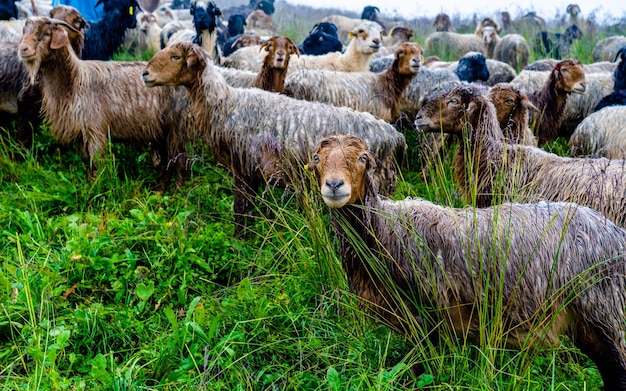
222, 21, 383, 73
284, 42, 423, 122
569, 106, 626, 158
593, 36, 626, 62
19, 16, 190, 190
488, 83, 538, 146
424, 31, 485, 59
308, 133, 626, 391
142, 42, 406, 235
479, 25, 529, 71
414, 83, 626, 230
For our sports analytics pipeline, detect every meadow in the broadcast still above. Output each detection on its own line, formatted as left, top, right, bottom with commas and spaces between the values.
0, 1, 624, 389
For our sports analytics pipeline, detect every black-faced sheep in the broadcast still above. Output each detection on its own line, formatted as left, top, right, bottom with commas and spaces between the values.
534, 24, 582, 60
19, 16, 190, 190
309, 133, 626, 391
414, 83, 626, 230
321, 5, 385, 43
569, 106, 626, 158
0, 0, 18, 20
424, 52, 518, 86
593, 36, 626, 62
221, 31, 261, 57
524, 59, 587, 145
424, 31, 485, 60
297, 22, 343, 56
284, 42, 423, 122
81, 0, 141, 60
163, 1, 222, 62
594, 46, 626, 112
488, 83, 538, 146
142, 42, 406, 234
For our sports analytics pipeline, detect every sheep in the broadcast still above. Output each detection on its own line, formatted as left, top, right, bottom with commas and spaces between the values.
297, 22, 343, 56
244, 9, 273, 36
373, 25, 413, 58
321, 6, 384, 43
163, 1, 222, 62
432, 12, 451, 32
593, 36, 626, 62
221, 31, 261, 57
81, 0, 141, 60
488, 83, 538, 146
479, 26, 529, 71
424, 31, 485, 60
223, 21, 382, 74
152, 5, 177, 27
534, 24, 582, 60
474, 16, 500, 36
0, 0, 17, 20
308, 133, 626, 391
520, 59, 587, 145
216, 12, 245, 50
0, 18, 25, 44
564, 3, 596, 36
284, 42, 423, 122
19, 16, 190, 190
569, 106, 626, 158
594, 46, 626, 112
424, 52, 516, 86
220, 0, 273, 20
511, 65, 613, 141
414, 83, 626, 230
525, 58, 617, 73
141, 41, 406, 234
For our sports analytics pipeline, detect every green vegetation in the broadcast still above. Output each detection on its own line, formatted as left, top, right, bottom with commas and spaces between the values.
0, 3, 620, 389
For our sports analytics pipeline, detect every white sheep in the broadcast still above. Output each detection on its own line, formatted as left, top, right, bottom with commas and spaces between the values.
479, 25, 529, 71
569, 106, 626, 158
592, 35, 626, 62
424, 31, 485, 59
142, 42, 406, 235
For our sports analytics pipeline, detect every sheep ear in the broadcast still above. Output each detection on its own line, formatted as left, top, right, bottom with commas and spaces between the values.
50, 27, 69, 50
187, 45, 206, 67
522, 97, 539, 112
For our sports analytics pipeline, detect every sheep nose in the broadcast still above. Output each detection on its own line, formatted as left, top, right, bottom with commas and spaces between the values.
372, 39, 381, 45
142, 70, 150, 77
325, 179, 344, 192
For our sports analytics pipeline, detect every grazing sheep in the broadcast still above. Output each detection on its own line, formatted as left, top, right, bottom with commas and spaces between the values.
81, 0, 141, 60
142, 42, 406, 234
569, 106, 626, 158
298, 22, 343, 56
284, 42, 423, 122
524, 59, 587, 145
424, 31, 485, 60
534, 24, 582, 60
309, 133, 626, 391
221, 31, 261, 57
593, 36, 626, 62
525, 58, 617, 73
223, 21, 382, 73
479, 26, 529, 71
594, 46, 626, 112
488, 83, 538, 146
432, 12, 451, 32
414, 83, 626, 230
19, 16, 190, 189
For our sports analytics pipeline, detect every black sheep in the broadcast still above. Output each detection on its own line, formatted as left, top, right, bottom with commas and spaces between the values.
535, 24, 582, 59
0, 0, 17, 20
454, 52, 489, 83
298, 22, 343, 56
594, 46, 626, 111
82, 0, 141, 60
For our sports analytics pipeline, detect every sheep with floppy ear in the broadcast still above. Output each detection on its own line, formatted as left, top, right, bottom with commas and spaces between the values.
308, 134, 626, 391
142, 41, 406, 235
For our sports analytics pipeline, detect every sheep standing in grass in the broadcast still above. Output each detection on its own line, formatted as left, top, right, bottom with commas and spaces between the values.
424, 31, 485, 59
414, 83, 626, 229
19, 16, 190, 190
479, 26, 529, 71
432, 13, 451, 32
142, 42, 406, 234
284, 42, 423, 122
309, 133, 626, 391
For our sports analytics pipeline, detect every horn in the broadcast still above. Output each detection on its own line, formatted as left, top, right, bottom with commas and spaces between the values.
50, 18, 81, 33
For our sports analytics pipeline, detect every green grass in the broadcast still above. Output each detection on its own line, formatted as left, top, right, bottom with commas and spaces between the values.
0, 6, 620, 390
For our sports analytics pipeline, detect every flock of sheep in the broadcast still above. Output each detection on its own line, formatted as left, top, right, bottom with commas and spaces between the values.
3, 0, 626, 388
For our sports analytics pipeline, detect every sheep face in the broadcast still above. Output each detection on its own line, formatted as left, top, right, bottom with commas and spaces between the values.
395, 42, 422, 75
19, 17, 72, 81
260, 36, 299, 69
414, 85, 484, 135
433, 13, 451, 32
480, 26, 498, 45
143, 42, 205, 87
387, 26, 413, 46
49, 5, 87, 54
349, 21, 382, 54
553, 59, 586, 94
488, 83, 538, 130
309, 135, 377, 208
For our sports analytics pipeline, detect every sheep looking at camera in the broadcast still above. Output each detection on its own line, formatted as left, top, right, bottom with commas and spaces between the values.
142, 42, 406, 235
284, 42, 423, 122
414, 83, 626, 229
19, 16, 190, 190
488, 83, 538, 146
309, 133, 626, 391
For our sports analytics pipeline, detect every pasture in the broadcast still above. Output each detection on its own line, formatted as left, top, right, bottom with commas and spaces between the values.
0, 0, 625, 389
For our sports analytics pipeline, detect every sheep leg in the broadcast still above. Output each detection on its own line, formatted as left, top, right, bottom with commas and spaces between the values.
16, 83, 43, 150
572, 322, 626, 390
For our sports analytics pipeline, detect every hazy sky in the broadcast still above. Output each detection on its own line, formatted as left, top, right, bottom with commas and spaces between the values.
284, 0, 626, 24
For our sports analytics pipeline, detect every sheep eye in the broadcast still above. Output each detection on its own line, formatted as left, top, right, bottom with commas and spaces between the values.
171, 55, 181, 60
359, 153, 369, 163
505, 98, 514, 105
449, 97, 459, 106
313, 154, 320, 163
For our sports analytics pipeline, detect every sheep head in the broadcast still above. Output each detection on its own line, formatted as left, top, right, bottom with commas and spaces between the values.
433, 13, 451, 32
480, 26, 498, 45
394, 42, 422, 75
260, 36, 300, 69
552, 59, 586, 94
143, 41, 207, 87
308, 135, 377, 208
96, 0, 141, 29
349, 21, 382, 54
49, 5, 87, 55
488, 83, 538, 141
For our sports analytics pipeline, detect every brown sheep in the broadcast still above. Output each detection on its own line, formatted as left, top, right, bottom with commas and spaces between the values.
414, 83, 626, 230
309, 134, 626, 390
142, 42, 406, 235
284, 42, 423, 122
245, 9, 274, 36
488, 83, 538, 146
526, 59, 586, 145
432, 13, 451, 32
19, 16, 190, 190
252, 36, 299, 93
